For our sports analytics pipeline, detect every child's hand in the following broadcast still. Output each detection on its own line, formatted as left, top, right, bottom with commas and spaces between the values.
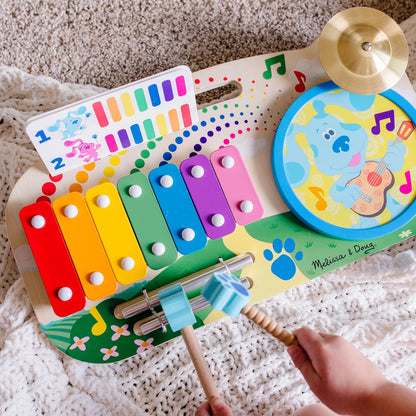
195, 397, 233, 416
288, 327, 387, 415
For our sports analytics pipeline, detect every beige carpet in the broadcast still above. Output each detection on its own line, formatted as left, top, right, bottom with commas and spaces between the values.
0, 0, 415, 89
2, 2, 416, 416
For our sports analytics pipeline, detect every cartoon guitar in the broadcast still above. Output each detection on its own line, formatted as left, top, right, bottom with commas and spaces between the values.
348, 121, 414, 217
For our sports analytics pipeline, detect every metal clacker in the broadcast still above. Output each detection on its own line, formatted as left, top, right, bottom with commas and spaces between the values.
134, 276, 253, 335
112, 253, 254, 336
114, 252, 254, 320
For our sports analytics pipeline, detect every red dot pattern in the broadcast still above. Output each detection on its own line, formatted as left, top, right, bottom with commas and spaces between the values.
42, 182, 56, 196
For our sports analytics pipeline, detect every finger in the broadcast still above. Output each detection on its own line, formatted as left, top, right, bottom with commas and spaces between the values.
287, 344, 321, 389
293, 327, 326, 363
195, 401, 211, 416
210, 397, 234, 416
293, 327, 324, 343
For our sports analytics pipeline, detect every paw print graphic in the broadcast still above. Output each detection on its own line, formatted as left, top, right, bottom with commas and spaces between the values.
263, 238, 303, 280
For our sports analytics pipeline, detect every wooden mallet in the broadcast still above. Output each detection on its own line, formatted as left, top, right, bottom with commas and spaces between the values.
202, 272, 298, 346
158, 282, 220, 403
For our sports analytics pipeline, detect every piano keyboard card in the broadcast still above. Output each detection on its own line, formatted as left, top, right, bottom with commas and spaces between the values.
26, 66, 198, 175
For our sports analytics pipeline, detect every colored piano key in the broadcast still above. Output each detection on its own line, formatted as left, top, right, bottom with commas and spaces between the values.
19, 201, 86, 317
162, 80, 174, 101
168, 109, 180, 131
135, 88, 148, 112
143, 119, 156, 139
106, 97, 122, 122
92, 101, 109, 128
118, 172, 178, 270
210, 145, 263, 225
85, 182, 147, 285
120, 92, 135, 117
148, 84, 161, 107
181, 104, 192, 127
176, 75, 187, 96
180, 154, 236, 239
156, 114, 168, 136
149, 164, 207, 255
130, 124, 144, 144
118, 129, 130, 148
25, 66, 198, 175
105, 134, 118, 153
53, 192, 118, 301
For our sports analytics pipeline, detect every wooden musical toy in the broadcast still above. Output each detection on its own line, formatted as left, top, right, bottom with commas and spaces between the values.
5, 7, 416, 364
202, 272, 297, 347
158, 283, 220, 403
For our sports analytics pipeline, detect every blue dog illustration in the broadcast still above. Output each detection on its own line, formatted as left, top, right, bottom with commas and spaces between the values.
284, 90, 406, 228
47, 106, 87, 139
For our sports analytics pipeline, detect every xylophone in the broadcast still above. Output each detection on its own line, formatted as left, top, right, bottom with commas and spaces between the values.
19, 145, 262, 318
6, 7, 416, 365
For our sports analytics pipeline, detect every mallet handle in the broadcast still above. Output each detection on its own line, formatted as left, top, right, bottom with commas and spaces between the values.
241, 304, 298, 346
181, 325, 220, 403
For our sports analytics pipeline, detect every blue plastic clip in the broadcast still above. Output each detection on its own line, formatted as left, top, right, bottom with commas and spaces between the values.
158, 282, 196, 332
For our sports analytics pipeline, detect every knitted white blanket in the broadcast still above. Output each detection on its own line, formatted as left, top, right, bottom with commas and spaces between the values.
1, 15, 416, 416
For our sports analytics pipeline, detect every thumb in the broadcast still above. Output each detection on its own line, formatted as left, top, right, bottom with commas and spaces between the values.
210, 397, 234, 416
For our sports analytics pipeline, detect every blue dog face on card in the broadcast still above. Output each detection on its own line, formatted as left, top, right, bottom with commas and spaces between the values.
284, 94, 373, 188
306, 100, 368, 175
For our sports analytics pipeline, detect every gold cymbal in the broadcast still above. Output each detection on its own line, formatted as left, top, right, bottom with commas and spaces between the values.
319, 7, 408, 94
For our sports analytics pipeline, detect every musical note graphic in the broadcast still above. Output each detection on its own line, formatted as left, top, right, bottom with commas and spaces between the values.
263, 54, 286, 79
371, 110, 395, 135
294, 71, 306, 93
399, 170, 413, 195
90, 306, 107, 336
309, 186, 327, 211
